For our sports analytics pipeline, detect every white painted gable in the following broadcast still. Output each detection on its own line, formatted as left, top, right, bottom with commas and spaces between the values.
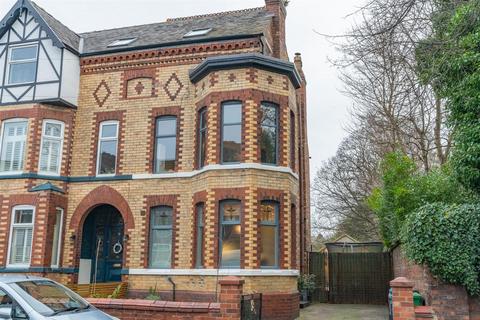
0, 5, 79, 107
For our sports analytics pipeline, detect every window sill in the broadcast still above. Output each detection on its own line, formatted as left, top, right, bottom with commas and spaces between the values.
128, 269, 299, 276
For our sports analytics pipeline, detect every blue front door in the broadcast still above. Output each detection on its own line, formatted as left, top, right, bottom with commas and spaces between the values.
81, 205, 124, 283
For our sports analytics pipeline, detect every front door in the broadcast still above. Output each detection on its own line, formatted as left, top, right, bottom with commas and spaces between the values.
81, 205, 124, 283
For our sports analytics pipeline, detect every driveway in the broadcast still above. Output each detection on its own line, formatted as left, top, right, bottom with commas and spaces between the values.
299, 303, 389, 320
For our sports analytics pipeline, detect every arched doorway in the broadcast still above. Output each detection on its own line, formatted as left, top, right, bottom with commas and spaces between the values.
81, 205, 124, 283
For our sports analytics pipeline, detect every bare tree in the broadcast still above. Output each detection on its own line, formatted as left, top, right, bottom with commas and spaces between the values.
312, 0, 452, 240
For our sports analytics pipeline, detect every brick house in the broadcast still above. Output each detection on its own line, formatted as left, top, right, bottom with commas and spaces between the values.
0, 0, 310, 318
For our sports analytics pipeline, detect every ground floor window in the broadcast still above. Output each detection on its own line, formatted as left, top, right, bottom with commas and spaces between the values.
195, 203, 204, 268
149, 206, 173, 268
51, 208, 63, 268
260, 201, 279, 268
219, 200, 241, 268
9, 206, 35, 266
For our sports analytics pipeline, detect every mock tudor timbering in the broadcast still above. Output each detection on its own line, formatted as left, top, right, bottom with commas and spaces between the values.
0, 0, 308, 319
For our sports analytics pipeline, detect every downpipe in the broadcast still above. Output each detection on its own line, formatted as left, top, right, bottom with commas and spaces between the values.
167, 276, 176, 301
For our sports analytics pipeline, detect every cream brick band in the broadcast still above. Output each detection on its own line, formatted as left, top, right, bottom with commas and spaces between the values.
132, 163, 299, 180
128, 268, 299, 276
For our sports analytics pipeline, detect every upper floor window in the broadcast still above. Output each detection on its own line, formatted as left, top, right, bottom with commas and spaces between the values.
198, 108, 207, 168
290, 111, 295, 170
184, 28, 212, 38
219, 200, 241, 268
149, 206, 173, 268
97, 121, 118, 176
51, 208, 63, 268
39, 120, 64, 175
221, 102, 242, 163
260, 201, 279, 268
8, 205, 35, 266
8, 45, 38, 85
0, 119, 27, 173
195, 203, 205, 268
260, 102, 279, 165
154, 116, 177, 173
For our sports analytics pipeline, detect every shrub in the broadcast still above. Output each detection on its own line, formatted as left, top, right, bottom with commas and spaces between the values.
402, 203, 480, 295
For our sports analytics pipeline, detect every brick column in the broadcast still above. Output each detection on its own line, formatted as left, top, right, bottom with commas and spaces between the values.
391, 277, 415, 320
219, 276, 244, 320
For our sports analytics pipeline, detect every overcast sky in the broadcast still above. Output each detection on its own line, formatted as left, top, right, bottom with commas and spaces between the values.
0, 0, 360, 177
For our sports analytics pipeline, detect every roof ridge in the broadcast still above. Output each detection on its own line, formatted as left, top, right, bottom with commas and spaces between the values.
166, 6, 266, 22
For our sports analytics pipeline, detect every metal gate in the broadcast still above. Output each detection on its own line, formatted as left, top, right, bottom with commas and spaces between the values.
241, 293, 262, 320
309, 252, 392, 305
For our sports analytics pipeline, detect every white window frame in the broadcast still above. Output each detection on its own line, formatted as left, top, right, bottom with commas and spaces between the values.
50, 207, 64, 268
96, 120, 119, 177
0, 118, 28, 175
38, 120, 64, 176
107, 38, 137, 47
7, 205, 35, 268
7, 43, 38, 85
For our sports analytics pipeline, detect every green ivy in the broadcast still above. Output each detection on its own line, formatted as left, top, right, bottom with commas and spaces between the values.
417, 0, 480, 193
368, 152, 475, 247
402, 203, 480, 295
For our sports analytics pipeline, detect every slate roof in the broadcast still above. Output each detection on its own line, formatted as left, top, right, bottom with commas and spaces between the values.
2, 0, 273, 55
78, 7, 272, 55
30, 1, 81, 52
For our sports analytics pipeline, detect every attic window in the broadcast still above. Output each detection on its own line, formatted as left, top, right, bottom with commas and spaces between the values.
107, 38, 137, 47
183, 28, 212, 38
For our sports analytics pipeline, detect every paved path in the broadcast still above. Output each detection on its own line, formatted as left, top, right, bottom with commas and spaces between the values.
299, 303, 389, 320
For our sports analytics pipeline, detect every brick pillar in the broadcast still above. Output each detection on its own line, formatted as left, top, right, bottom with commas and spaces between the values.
391, 277, 415, 320
219, 276, 244, 320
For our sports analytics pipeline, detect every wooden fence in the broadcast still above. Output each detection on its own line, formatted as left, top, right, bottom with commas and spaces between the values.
309, 252, 392, 305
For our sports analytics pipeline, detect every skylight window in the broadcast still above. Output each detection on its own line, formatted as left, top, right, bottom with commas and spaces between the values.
107, 38, 137, 47
183, 28, 212, 38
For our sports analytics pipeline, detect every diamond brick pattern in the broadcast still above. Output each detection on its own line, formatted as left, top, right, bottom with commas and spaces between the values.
93, 80, 111, 107
164, 73, 184, 101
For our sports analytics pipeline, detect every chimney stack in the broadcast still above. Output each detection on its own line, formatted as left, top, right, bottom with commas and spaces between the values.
265, 0, 288, 60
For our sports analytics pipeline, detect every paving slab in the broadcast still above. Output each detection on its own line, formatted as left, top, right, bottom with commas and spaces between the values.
299, 303, 389, 320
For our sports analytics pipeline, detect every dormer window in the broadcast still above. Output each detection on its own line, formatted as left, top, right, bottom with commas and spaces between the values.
107, 38, 137, 47
183, 28, 212, 38
8, 45, 38, 85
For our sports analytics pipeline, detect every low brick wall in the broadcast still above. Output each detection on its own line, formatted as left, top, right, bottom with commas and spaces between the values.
390, 277, 435, 320
88, 276, 243, 320
393, 246, 479, 320
262, 292, 299, 320
88, 299, 221, 319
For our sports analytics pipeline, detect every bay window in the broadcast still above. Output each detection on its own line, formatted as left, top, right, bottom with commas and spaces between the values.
220, 200, 241, 268
39, 120, 64, 175
154, 116, 177, 172
259, 102, 279, 165
221, 102, 242, 163
0, 119, 27, 173
8, 206, 35, 266
197, 108, 207, 168
149, 206, 173, 268
260, 201, 279, 268
97, 121, 118, 175
195, 203, 204, 268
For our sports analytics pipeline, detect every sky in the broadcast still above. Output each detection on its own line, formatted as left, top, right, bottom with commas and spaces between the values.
0, 0, 360, 177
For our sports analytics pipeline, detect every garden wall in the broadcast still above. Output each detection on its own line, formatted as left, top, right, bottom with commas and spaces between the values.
392, 245, 480, 320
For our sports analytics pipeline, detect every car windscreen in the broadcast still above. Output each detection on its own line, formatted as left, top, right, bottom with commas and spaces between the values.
10, 280, 89, 316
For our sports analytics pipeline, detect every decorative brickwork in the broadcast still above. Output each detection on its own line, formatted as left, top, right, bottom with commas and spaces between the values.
163, 73, 184, 101
92, 80, 111, 107
120, 68, 159, 99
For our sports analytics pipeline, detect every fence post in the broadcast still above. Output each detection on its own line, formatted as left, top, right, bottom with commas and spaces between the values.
219, 276, 244, 319
390, 277, 415, 320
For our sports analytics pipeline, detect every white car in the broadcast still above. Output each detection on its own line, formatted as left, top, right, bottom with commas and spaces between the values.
0, 276, 118, 320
